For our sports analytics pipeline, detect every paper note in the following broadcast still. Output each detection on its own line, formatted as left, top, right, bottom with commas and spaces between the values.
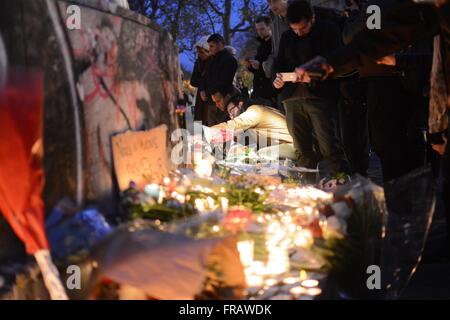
112, 124, 169, 191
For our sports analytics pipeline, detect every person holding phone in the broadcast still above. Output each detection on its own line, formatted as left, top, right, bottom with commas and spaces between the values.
272, 0, 350, 180
247, 16, 277, 106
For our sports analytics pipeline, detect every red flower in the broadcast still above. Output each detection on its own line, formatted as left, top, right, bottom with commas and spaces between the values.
222, 207, 252, 234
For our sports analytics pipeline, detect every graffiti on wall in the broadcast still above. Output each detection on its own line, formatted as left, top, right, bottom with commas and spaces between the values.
57, 2, 180, 203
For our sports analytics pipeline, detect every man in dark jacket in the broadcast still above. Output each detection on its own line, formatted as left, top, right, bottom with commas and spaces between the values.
247, 16, 277, 105
273, 0, 351, 179
204, 34, 238, 126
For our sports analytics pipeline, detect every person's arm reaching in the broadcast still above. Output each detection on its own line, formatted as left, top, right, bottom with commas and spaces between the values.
212, 107, 260, 131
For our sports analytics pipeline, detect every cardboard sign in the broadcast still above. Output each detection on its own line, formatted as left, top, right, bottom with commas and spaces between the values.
112, 124, 169, 191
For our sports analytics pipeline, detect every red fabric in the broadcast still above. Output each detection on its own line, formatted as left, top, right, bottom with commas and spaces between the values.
0, 70, 48, 254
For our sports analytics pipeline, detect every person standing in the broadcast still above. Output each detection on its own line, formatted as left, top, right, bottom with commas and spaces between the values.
264, 0, 290, 79
273, 0, 351, 180
247, 16, 277, 105
204, 34, 238, 126
295, 0, 450, 254
190, 36, 211, 124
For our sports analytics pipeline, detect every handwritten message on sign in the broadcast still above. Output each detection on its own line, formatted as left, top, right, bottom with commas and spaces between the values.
112, 124, 169, 191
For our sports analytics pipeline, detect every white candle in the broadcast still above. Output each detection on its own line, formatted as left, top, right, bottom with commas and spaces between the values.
206, 196, 215, 209
194, 159, 213, 177
195, 199, 205, 213
290, 286, 306, 296
305, 287, 322, 296
246, 275, 264, 288
220, 197, 229, 214
301, 279, 319, 288
284, 277, 300, 285
266, 247, 289, 275
237, 240, 254, 267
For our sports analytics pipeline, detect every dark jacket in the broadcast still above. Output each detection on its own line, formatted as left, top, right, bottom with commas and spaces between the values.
205, 49, 238, 95
274, 20, 342, 102
190, 58, 211, 122
326, 1, 445, 82
341, 0, 402, 78
190, 58, 210, 91
324, 0, 449, 134
248, 37, 276, 101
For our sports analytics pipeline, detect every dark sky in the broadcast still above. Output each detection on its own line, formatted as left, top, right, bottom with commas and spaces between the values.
179, 0, 268, 72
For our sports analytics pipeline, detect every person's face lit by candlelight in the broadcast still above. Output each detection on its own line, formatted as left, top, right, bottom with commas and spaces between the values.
211, 91, 230, 111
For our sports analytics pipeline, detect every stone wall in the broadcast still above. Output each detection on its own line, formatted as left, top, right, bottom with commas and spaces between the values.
0, 0, 181, 262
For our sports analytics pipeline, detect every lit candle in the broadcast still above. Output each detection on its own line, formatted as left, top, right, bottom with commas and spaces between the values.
265, 278, 278, 287
220, 197, 229, 214
157, 189, 165, 204
305, 287, 322, 296
294, 229, 313, 248
246, 275, 264, 288
266, 247, 289, 275
237, 240, 254, 267
194, 159, 213, 177
284, 277, 300, 285
195, 199, 205, 213
301, 279, 319, 288
290, 286, 306, 296
206, 196, 215, 209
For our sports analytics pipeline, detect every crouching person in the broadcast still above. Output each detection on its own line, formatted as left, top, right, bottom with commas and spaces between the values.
210, 85, 296, 161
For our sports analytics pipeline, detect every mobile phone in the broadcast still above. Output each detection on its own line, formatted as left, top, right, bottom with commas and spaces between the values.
280, 72, 298, 82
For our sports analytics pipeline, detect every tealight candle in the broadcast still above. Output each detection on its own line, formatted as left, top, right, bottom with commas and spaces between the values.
246, 275, 264, 288
294, 229, 314, 248
265, 278, 278, 287
305, 287, 322, 296
290, 286, 306, 296
299, 270, 308, 281
284, 277, 300, 285
301, 279, 319, 288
